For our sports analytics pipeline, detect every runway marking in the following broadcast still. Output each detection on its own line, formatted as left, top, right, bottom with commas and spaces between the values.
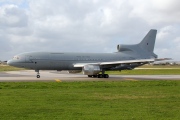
55, 79, 62, 82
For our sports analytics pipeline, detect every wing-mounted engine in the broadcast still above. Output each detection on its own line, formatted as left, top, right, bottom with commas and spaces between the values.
68, 70, 82, 74
82, 65, 101, 75
117, 44, 133, 52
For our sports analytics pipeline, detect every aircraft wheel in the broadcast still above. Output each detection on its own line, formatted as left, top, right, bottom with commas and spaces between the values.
98, 74, 103, 78
105, 74, 109, 78
93, 75, 97, 78
37, 75, 40, 78
88, 75, 92, 77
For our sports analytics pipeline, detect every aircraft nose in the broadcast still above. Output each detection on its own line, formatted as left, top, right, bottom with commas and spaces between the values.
7, 60, 13, 66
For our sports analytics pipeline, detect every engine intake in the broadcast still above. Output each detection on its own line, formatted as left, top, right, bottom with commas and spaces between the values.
117, 44, 132, 52
83, 65, 101, 75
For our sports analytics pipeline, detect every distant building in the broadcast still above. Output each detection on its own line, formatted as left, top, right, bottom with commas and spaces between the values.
0, 61, 7, 65
152, 60, 180, 65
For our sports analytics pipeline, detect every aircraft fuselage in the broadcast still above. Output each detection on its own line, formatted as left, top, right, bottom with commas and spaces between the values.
8, 51, 146, 71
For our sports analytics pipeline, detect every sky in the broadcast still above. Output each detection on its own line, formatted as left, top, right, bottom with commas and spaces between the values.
0, 0, 180, 61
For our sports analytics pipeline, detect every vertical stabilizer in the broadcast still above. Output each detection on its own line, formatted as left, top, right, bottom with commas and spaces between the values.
139, 29, 157, 53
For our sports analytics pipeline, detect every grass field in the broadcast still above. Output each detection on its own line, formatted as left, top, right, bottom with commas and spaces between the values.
0, 81, 179, 120
106, 65, 180, 75
106, 69, 180, 75
0, 65, 25, 71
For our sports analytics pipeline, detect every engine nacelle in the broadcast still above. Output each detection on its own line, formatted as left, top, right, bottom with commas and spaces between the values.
82, 65, 101, 75
68, 70, 82, 74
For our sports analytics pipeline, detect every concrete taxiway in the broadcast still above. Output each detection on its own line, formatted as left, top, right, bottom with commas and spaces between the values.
0, 70, 180, 82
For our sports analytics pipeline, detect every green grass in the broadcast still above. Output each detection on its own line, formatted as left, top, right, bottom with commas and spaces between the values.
106, 69, 180, 75
139, 65, 180, 68
0, 65, 25, 71
106, 65, 180, 75
0, 81, 179, 120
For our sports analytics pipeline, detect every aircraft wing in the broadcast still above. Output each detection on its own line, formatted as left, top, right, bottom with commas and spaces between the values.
100, 59, 154, 65
73, 58, 171, 67
74, 62, 99, 67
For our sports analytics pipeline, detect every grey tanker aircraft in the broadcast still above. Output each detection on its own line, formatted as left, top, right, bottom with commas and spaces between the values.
7, 29, 168, 78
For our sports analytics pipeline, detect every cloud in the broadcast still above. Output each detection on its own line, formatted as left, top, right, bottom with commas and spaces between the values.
129, 0, 180, 25
0, 4, 28, 28
0, 0, 180, 60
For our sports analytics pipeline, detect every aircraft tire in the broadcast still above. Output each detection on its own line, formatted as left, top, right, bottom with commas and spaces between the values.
88, 75, 92, 77
105, 74, 109, 78
37, 75, 40, 78
98, 74, 103, 78
93, 75, 97, 78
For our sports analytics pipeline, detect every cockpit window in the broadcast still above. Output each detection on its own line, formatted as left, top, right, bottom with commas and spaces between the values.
13, 56, 20, 60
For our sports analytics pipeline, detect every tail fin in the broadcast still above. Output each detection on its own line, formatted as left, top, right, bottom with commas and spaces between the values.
139, 29, 157, 53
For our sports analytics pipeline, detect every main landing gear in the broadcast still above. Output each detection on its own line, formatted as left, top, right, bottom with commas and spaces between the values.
88, 70, 109, 78
88, 74, 109, 78
35, 70, 40, 78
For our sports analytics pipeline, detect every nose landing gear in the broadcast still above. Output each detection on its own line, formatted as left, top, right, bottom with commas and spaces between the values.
35, 70, 40, 78
37, 74, 40, 78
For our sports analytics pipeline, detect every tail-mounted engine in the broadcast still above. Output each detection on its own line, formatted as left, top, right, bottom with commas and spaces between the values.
117, 44, 133, 52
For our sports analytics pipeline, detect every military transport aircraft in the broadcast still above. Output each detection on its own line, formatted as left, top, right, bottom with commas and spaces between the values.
7, 29, 168, 78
